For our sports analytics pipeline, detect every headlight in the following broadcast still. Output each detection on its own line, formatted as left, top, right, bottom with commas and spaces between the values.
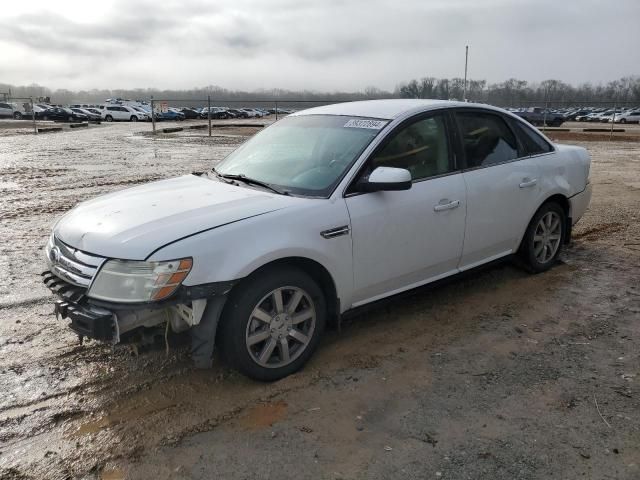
88, 258, 192, 303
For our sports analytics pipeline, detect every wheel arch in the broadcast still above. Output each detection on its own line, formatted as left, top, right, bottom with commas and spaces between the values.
517, 193, 570, 252
227, 256, 340, 327
541, 193, 570, 218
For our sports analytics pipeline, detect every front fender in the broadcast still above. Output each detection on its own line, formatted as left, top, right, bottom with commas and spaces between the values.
147, 199, 354, 311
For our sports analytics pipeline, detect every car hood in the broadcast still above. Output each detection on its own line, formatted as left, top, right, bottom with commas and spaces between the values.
54, 174, 300, 260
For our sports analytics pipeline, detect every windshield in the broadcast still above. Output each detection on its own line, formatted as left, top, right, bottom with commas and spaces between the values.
216, 115, 387, 197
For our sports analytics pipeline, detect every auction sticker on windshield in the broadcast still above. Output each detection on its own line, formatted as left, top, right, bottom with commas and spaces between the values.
343, 119, 387, 130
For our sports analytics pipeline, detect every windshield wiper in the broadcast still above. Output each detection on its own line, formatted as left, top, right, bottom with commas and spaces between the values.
209, 167, 237, 185
218, 173, 289, 195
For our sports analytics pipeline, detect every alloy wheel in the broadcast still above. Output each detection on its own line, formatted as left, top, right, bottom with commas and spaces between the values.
245, 286, 316, 369
533, 211, 562, 264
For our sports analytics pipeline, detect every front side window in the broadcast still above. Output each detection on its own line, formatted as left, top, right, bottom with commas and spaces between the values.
370, 115, 451, 181
456, 112, 518, 168
216, 115, 387, 197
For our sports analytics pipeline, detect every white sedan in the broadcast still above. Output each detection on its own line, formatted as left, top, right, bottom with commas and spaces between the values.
43, 99, 592, 380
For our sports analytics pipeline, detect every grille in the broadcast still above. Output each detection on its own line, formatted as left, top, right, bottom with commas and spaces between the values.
45, 235, 105, 288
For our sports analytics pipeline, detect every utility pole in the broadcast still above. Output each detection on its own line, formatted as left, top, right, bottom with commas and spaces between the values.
207, 95, 212, 137
31, 97, 37, 135
463, 45, 469, 102
151, 96, 156, 135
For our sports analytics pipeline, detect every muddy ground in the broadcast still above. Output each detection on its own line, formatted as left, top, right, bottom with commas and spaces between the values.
0, 119, 638, 479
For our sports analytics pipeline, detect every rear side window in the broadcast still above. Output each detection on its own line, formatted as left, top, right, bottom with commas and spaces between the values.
509, 119, 553, 156
0, 103, 10, 109
456, 112, 518, 168
107, 106, 117, 111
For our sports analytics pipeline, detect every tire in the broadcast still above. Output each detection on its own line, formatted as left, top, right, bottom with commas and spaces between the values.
13, 112, 22, 120
620, 118, 626, 124
520, 202, 566, 273
67, 116, 73, 122
105, 115, 113, 122
43, 115, 49, 121
219, 266, 326, 381
130, 116, 138, 122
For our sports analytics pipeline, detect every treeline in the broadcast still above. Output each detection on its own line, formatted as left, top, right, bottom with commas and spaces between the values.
396, 76, 640, 106
2, 76, 639, 107
0, 84, 383, 107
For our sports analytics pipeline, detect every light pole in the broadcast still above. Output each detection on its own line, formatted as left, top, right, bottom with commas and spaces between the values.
463, 45, 469, 102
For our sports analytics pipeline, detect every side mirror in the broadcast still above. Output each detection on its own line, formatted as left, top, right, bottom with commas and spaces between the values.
359, 166, 412, 192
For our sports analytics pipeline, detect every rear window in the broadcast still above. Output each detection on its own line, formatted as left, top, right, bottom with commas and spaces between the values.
509, 119, 553, 156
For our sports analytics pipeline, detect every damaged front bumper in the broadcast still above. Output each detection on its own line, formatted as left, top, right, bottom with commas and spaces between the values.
43, 271, 115, 341
42, 270, 235, 343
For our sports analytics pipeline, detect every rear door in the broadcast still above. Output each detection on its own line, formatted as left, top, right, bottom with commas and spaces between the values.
116, 106, 130, 120
345, 111, 467, 306
455, 110, 543, 270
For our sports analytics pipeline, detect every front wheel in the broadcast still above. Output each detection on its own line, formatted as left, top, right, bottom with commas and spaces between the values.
130, 115, 138, 122
520, 202, 566, 273
13, 112, 22, 120
219, 267, 326, 381
105, 115, 113, 122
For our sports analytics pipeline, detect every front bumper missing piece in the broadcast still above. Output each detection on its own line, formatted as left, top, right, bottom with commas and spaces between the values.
41, 271, 233, 355
43, 271, 115, 341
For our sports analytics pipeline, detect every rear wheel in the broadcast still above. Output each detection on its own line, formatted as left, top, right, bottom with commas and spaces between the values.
520, 202, 566, 273
13, 112, 22, 120
620, 118, 627, 124
219, 267, 326, 381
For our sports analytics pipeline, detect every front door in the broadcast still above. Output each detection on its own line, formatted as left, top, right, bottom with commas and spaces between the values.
345, 112, 466, 306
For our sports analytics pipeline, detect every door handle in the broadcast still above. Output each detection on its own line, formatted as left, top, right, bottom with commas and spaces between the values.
519, 178, 538, 188
433, 200, 460, 212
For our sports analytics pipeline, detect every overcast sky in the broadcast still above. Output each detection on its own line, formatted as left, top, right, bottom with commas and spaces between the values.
1, 0, 639, 92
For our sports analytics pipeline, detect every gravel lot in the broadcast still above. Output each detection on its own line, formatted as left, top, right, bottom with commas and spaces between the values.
0, 119, 638, 479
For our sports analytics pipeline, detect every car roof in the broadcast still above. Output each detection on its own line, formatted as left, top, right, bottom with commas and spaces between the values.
291, 99, 499, 120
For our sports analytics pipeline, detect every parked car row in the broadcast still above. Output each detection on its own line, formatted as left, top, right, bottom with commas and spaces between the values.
573, 109, 640, 124
0, 102, 90, 122
509, 106, 640, 125
195, 106, 293, 119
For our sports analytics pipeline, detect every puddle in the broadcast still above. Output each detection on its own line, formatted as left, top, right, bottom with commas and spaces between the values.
101, 467, 125, 480
239, 400, 288, 429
